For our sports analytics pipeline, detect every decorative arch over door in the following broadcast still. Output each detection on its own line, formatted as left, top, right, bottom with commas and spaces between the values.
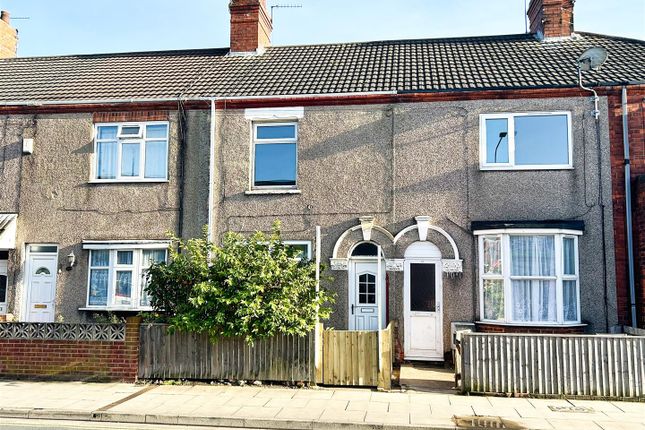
330, 216, 463, 274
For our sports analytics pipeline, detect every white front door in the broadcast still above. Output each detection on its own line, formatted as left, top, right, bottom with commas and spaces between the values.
349, 260, 386, 330
26, 251, 58, 322
404, 260, 443, 360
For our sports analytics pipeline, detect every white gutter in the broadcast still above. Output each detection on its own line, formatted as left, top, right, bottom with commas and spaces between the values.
0, 91, 398, 107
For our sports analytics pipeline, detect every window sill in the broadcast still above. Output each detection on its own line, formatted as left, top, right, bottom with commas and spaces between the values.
88, 179, 169, 184
479, 166, 574, 171
476, 320, 586, 328
245, 189, 302, 195
79, 307, 152, 312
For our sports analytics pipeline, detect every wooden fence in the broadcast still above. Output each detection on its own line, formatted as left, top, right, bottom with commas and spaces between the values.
138, 324, 314, 382
317, 322, 393, 390
458, 332, 645, 399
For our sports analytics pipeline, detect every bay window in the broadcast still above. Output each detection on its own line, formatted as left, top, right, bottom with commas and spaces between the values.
477, 230, 581, 325
94, 122, 169, 181
85, 243, 167, 311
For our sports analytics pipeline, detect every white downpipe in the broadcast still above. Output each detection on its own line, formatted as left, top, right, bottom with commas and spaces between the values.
377, 244, 383, 373
207, 99, 217, 243
314, 226, 322, 372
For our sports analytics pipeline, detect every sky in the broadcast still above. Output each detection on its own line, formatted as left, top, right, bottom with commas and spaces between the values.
2, 0, 644, 57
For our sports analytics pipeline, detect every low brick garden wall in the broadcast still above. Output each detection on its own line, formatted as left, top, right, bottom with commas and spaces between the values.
0, 317, 140, 381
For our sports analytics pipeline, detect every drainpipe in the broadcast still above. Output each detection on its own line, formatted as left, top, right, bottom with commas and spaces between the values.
314, 226, 321, 377
207, 99, 217, 243
622, 86, 637, 328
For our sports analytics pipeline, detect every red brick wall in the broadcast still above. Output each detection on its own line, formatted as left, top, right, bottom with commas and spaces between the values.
475, 322, 587, 334
527, 0, 574, 38
229, 0, 272, 53
0, 318, 140, 381
635, 176, 645, 327
608, 88, 645, 327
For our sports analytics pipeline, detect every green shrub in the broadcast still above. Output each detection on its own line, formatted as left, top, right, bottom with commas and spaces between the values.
145, 222, 333, 342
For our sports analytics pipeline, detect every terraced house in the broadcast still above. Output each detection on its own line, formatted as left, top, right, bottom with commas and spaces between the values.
0, 0, 643, 361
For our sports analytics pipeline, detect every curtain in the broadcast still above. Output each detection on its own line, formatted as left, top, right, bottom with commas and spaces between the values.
510, 236, 556, 322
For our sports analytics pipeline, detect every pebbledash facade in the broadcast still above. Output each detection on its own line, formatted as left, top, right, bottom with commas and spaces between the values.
0, 0, 644, 361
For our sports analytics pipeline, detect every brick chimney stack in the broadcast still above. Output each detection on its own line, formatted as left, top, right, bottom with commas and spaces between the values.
229, 0, 272, 54
527, 0, 575, 39
0, 11, 18, 58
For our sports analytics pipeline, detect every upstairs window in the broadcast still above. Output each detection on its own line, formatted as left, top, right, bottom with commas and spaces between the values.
480, 112, 572, 170
94, 122, 169, 181
252, 123, 297, 188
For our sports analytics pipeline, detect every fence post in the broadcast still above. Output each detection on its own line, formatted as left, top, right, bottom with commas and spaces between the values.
315, 322, 324, 384
377, 322, 392, 390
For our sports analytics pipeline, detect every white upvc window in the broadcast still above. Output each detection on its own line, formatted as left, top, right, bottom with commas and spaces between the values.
476, 229, 581, 325
284, 240, 312, 261
251, 122, 298, 189
93, 122, 169, 182
85, 245, 167, 311
479, 112, 572, 170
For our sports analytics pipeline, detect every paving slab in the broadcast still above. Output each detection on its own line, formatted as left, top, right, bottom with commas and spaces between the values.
364, 410, 410, 425
0, 380, 643, 430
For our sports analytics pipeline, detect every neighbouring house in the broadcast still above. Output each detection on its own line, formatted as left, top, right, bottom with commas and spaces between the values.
0, 0, 643, 361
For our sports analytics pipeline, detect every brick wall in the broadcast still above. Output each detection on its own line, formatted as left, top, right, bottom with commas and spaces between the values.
0, 11, 17, 59
229, 0, 272, 53
608, 88, 645, 327
475, 322, 587, 334
0, 317, 140, 381
635, 176, 645, 327
527, 0, 574, 38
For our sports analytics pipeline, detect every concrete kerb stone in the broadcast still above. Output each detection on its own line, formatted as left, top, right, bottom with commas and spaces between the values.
28, 409, 94, 422
0, 406, 468, 430
0, 408, 30, 419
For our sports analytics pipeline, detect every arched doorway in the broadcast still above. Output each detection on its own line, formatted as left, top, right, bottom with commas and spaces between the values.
348, 241, 386, 330
404, 241, 443, 360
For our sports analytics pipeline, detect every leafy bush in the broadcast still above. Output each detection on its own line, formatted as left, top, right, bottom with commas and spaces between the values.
145, 222, 334, 342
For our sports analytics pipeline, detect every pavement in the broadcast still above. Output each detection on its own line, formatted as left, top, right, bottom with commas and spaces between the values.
0, 379, 644, 430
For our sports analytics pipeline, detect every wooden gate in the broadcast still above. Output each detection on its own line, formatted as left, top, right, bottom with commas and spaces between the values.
316, 322, 393, 390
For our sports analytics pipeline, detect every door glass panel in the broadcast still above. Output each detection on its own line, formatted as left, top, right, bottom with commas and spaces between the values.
34, 267, 51, 275
29, 245, 58, 253
358, 273, 376, 304
0, 274, 6, 303
410, 263, 436, 312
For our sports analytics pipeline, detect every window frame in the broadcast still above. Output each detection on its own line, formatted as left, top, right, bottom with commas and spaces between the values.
92, 121, 170, 183
250, 121, 298, 190
283, 240, 312, 261
479, 112, 573, 171
84, 246, 167, 311
476, 229, 582, 326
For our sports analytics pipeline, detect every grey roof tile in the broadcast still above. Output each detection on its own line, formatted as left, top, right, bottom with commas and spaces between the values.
0, 33, 643, 103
